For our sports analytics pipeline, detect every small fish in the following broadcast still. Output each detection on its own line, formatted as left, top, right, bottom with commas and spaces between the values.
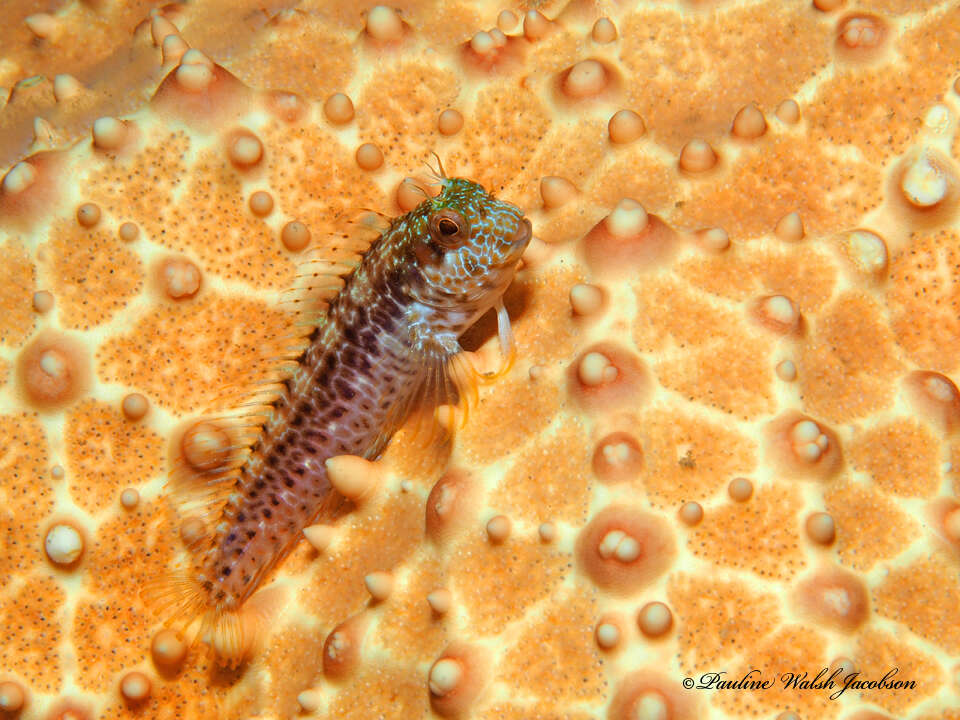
162, 170, 531, 663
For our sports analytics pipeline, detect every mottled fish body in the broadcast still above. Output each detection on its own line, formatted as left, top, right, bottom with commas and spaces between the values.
168, 175, 531, 663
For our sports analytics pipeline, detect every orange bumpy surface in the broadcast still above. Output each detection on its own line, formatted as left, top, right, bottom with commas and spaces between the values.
2, 1, 960, 719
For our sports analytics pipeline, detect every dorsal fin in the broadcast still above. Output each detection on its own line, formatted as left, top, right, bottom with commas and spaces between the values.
165, 212, 385, 531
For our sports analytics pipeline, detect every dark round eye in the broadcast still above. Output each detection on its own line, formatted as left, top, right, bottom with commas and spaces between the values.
429, 210, 468, 247
437, 217, 459, 236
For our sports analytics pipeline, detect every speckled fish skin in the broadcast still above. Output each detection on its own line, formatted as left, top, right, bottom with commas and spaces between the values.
199, 177, 532, 609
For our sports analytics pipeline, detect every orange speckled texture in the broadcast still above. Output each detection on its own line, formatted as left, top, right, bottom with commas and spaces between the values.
40, 220, 143, 329
688, 485, 805, 580
825, 481, 920, 571
668, 575, 781, 672
848, 419, 940, 497
97, 296, 293, 414
638, 407, 756, 506
0, 238, 36, 345
65, 399, 164, 512
2, 0, 960, 718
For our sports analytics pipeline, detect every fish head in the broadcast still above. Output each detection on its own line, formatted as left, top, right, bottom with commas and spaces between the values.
406, 176, 531, 316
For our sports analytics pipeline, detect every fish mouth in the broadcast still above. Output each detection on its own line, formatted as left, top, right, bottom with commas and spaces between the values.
500, 217, 533, 266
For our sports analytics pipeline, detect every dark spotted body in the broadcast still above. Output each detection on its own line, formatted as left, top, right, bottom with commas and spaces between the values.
196, 177, 532, 611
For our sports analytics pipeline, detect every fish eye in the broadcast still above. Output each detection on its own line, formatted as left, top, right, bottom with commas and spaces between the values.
429, 209, 468, 247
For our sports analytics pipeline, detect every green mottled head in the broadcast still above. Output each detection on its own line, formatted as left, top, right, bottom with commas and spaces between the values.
397, 176, 531, 318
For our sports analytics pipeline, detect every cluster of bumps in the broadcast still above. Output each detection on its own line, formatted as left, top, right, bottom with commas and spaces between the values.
2, 0, 960, 719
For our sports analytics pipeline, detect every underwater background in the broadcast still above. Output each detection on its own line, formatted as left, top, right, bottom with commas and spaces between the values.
1, 1, 959, 718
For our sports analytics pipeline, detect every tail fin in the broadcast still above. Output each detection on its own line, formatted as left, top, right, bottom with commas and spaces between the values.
201, 585, 285, 667
143, 564, 285, 669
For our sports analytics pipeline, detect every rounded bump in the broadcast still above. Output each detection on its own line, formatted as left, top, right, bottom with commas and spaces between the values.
175, 62, 214, 93
53, 74, 83, 102
118, 222, 139, 242
44, 522, 85, 567
805, 511, 836, 545
76, 202, 101, 228
637, 601, 673, 638
32, 290, 54, 314
898, 149, 955, 212
836, 14, 888, 61
609, 670, 697, 720
523, 10, 551, 40
226, 130, 263, 168
326, 454, 382, 501
297, 690, 322, 713
355, 143, 384, 171
732, 103, 767, 139
765, 412, 843, 481
592, 18, 617, 44
427, 588, 452, 614
794, 566, 870, 632
428, 644, 488, 718
425, 470, 477, 544
776, 360, 797, 382
576, 506, 675, 594
323, 615, 368, 679
248, 190, 274, 217
119, 671, 151, 703
569, 283, 604, 316
17, 333, 88, 409
324, 93, 355, 124
281, 221, 311, 252
752, 294, 801, 334
364, 571, 394, 602
838, 229, 888, 276
583, 201, 678, 276
121, 392, 148, 421
150, 14, 179, 46
92, 117, 128, 151
158, 257, 202, 300
774, 211, 804, 241
497, 10, 517, 32
180, 420, 232, 472
438, 109, 464, 136
568, 343, 650, 413
608, 109, 645, 144
485, 515, 511, 544
678, 139, 718, 173
540, 176, 578, 209
776, 99, 801, 123
595, 615, 623, 650
538, 522, 557, 543
678, 501, 703, 526
365, 5, 405, 42
119, 487, 140, 510
903, 371, 960, 435
0, 680, 26, 712
2, 162, 38, 195
727, 477, 754, 502
560, 59, 613, 100
161, 34, 189, 67
151, 629, 187, 672
25, 13, 62, 40
303, 523, 335, 553
592, 432, 644, 483
396, 177, 429, 212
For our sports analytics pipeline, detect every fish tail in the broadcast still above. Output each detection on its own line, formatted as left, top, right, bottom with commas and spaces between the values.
201, 585, 284, 668
143, 560, 284, 668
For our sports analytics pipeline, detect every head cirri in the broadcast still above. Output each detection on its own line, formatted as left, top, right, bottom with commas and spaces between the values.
396, 177, 532, 312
